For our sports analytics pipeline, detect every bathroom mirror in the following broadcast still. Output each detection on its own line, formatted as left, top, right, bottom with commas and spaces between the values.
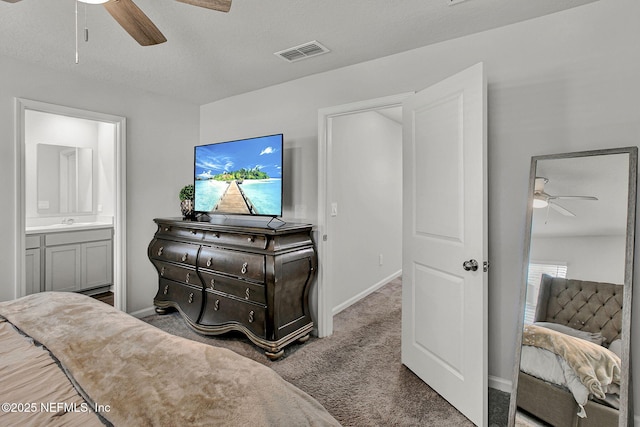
508, 147, 637, 427
37, 143, 93, 214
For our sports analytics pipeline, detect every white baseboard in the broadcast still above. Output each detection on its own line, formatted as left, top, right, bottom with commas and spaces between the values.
489, 375, 512, 394
332, 270, 402, 315
129, 306, 157, 318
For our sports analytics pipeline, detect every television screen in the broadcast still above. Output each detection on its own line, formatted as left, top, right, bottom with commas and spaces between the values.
194, 134, 283, 217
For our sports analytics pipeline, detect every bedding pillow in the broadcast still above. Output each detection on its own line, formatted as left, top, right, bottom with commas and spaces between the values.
534, 322, 604, 345
608, 339, 622, 358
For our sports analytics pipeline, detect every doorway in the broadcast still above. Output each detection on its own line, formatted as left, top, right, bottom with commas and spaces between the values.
317, 64, 487, 425
316, 92, 412, 337
14, 99, 127, 310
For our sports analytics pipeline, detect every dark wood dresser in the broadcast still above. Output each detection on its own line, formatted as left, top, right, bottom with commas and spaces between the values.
148, 217, 317, 359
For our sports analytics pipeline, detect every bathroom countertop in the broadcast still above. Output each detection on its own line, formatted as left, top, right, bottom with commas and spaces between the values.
26, 222, 113, 235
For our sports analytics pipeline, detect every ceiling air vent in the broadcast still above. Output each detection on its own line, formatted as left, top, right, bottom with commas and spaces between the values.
274, 40, 330, 63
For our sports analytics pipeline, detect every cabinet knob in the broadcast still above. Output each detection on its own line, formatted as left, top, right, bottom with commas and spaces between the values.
214, 299, 220, 311
248, 310, 254, 323
210, 278, 215, 289
190, 230, 197, 235
185, 272, 190, 283
247, 236, 254, 243
241, 262, 248, 274
163, 285, 169, 295
182, 253, 188, 262
157, 246, 164, 256
188, 293, 194, 304
206, 257, 212, 267
245, 288, 250, 300
160, 266, 165, 277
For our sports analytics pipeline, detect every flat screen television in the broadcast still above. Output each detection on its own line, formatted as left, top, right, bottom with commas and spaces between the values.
194, 134, 283, 217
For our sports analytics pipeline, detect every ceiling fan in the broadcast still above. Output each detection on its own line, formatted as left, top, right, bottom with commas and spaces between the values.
533, 177, 598, 217
1, 0, 232, 46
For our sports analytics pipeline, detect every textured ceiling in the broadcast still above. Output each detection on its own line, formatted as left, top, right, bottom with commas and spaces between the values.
0, 0, 599, 105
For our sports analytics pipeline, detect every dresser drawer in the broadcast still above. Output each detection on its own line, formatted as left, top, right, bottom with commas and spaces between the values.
199, 270, 266, 305
200, 290, 266, 339
156, 223, 205, 241
198, 246, 265, 283
155, 279, 203, 323
152, 260, 202, 287
149, 239, 199, 266
202, 230, 268, 250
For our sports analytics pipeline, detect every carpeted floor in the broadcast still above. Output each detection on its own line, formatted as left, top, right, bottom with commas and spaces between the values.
142, 277, 511, 426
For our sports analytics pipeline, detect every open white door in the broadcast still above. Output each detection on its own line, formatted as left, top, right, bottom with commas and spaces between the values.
401, 63, 487, 425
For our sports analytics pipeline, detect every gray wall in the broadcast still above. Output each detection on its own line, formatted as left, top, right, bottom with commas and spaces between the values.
199, 0, 640, 411
0, 55, 200, 313
329, 110, 403, 312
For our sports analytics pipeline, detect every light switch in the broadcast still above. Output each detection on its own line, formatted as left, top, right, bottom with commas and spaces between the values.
331, 203, 338, 217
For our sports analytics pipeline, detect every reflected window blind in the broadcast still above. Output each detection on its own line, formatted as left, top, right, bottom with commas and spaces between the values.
524, 262, 567, 324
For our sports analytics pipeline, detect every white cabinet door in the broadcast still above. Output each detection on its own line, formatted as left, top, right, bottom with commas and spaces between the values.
25, 248, 41, 295
81, 240, 113, 289
45, 245, 82, 292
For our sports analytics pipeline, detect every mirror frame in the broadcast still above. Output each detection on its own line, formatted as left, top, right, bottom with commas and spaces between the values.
508, 146, 638, 427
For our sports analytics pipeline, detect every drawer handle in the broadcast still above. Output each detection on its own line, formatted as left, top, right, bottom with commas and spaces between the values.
241, 262, 248, 275
188, 293, 194, 304
185, 272, 190, 283
163, 285, 169, 295
248, 310, 254, 323
206, 257, 212, 267
160, 266, 165, 277
210, 279, 215, 289
245, 288, 250, 300
182, 253, 188, 262
214, 299, 220, 311
157, 246, 164, 256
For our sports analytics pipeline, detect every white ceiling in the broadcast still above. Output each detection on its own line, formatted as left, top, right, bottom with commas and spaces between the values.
0, 0, 599, 105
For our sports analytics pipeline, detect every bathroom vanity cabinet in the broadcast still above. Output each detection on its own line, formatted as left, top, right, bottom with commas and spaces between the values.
25, 227, 113, 294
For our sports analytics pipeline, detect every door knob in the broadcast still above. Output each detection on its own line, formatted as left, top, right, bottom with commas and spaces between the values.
462, 259, 479, 272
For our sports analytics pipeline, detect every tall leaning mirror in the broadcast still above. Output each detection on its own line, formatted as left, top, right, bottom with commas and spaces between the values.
508, 147, 637, 427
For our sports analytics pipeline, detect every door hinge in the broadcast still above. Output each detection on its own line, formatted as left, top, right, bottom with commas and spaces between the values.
483, 261, 489, 272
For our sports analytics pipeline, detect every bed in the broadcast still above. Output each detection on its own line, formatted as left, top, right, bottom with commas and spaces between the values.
516, 274, 623, 427
0, 291, 341, 427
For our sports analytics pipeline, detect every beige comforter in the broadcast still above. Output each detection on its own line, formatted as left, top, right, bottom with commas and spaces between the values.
522, 324, 621, 399
0, 292, 340, 427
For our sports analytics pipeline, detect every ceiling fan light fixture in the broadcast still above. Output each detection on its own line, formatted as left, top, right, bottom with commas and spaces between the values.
78, 0, 109, 4
533, 195, 548, 209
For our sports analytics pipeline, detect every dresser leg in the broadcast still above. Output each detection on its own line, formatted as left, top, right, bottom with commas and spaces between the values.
154, 306, 168, 315
265, 349, 284, 360
297, 333, 310, 343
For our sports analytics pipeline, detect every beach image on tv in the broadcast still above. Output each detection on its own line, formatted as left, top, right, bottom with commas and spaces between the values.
194, 134, 283, 216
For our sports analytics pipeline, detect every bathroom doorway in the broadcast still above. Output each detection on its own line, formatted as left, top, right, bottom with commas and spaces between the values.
14, 99, 127, 310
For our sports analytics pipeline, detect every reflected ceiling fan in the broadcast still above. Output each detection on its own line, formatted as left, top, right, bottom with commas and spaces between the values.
2, 0, 232, 46
533, 177, 598, 217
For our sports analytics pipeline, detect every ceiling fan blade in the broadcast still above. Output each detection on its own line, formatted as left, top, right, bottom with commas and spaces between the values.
175, 0, 231, 12
103, 0, 167, 46
551, 195, 599, 201
550, 202, 576, 217
1, 0, 23, 3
